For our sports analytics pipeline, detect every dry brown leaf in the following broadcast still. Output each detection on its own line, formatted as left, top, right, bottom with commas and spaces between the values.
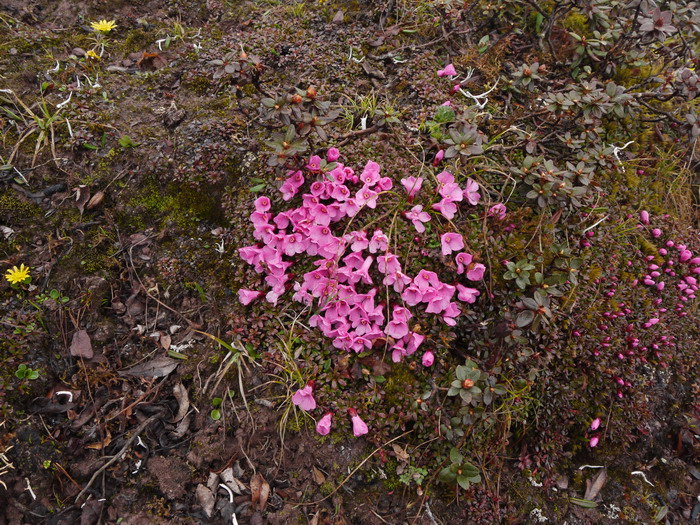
172, 382, 189, 423
86, 429, 111, 450
392, 444, 409, 462
584, 468, 607, 501
70, 330, 94, 359
119, 356, 179, 378
250, 472, 270, 511
74, 185, 90, 214
312, 466, 326, 485
195, 484, 215, 518
160, 333, 172, 350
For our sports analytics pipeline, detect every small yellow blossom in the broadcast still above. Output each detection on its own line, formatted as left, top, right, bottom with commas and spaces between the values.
86, 49, 101, 60
5, 264, 31, 285
90, 19, 118, 33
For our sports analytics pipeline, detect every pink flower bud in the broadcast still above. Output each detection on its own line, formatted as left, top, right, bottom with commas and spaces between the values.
589, 436, 599, 447
316, 412, 333, 435
422, 350, 435, 367
590, 418, 601, 431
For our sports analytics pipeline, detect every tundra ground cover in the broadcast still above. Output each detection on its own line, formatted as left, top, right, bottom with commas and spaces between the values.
1, 0, 699, 523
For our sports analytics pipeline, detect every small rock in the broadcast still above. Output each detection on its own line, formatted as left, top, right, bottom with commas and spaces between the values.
332, 10, 344, 23
72, 48, 86, 57
106, 66, 128, 73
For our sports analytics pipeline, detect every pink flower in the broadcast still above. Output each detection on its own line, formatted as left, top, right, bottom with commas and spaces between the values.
369, 230, 388, 253
348, 408, 368, 437
401, 284, 423, 306
405, 205, 431, 233
463, 179, 481, 205
433, 198, 458, 220
316, 412, 333, 435
306, 155, 322, 172
292, 384, 317, 411
640, 210, 650, 225
651, 228, 661, 238
360, 160, 381, 186
400, 176, 424, 199
589, 436, 599, 447
422, 350, 435, 367
327, 147, 340, 162
456, 284, 480, 303
590, 418, 601, 431
437, 171, 455, 185
455, 252, 473, 274
467, 263, 486, 281
488, 203, 507, 220
254, 196, 271, 212
437, 63, 457, 77
432, 149, 445, 166
238, 289, 263, 305
441, 232, 464, 256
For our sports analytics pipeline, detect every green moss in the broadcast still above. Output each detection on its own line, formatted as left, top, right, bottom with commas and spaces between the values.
383, 363, 414, 405
562, 11, 591, 36
118, 179, 223, 232
119, 29, 152, 55
183, 74, 213, 95
0, 193, 42, 223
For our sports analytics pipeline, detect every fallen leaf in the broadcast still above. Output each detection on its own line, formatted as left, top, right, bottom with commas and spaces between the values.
583, 468, 607, 501
86, 429, 111, 450
172, 382, 189, 422
250, 472, 270, 511
392, 444, 410, 462
160, 333, 172, 350
86, 191, 104, 210
195, 484, 215, 518
220, 467, 246, 495
70, 330, 94, 359
74, 185, 90, 214
312, 466, 326, 485
119, 356, 179, 377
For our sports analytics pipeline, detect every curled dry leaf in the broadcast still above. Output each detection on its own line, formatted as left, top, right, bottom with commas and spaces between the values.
250, 472, 270, 511
86, 191, 105, 210
172, 382, 189, 423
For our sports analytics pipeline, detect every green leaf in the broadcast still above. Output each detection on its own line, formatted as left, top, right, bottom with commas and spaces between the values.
250, 183, 266, 193
569, 498, 597, 508
516, 310, 535, 327
654, 505, 668, 522
210, 409, 221, 420
449, 447, 463, 465
456, 475, 471, 490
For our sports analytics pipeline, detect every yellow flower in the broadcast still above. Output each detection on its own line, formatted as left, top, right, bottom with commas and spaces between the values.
86, 49, 101, 60
90, 19, 117, 33
5, 264, 31, 285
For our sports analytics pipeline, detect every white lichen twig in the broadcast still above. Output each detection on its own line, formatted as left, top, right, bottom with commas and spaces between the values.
610, 140, 634, 163
458, 78, 499, 110
631, 471, 655, 486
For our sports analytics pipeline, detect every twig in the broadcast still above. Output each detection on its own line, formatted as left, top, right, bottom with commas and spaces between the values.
74, 413, 161, 503
336, 125, 380, 147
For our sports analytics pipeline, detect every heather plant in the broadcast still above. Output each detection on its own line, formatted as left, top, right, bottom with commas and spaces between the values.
233, 0, 700, 504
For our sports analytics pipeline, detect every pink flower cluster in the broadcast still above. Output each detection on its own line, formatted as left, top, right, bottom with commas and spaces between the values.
582, 209, 699, 447
238, 150, 488, 363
